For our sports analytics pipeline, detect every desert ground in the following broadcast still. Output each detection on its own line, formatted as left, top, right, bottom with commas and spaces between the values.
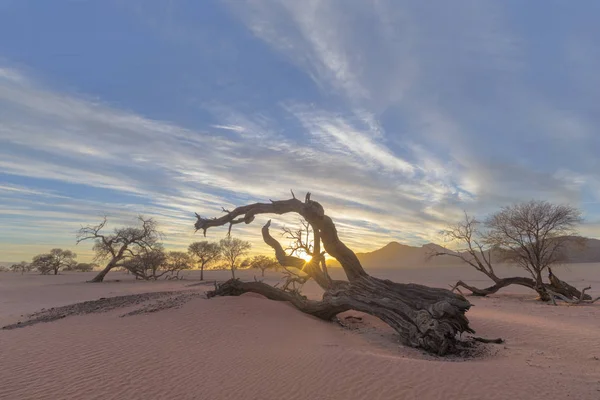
1, 264, 599, 400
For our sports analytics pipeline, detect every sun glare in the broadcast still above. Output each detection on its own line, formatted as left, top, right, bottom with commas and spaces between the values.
301, 254, 313, 262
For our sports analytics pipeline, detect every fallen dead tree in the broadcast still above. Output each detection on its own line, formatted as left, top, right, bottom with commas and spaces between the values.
546, 268, 599, 305
195, 192, 484, 356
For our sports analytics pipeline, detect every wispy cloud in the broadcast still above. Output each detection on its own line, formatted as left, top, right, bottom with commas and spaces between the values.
1, 0, 599, 261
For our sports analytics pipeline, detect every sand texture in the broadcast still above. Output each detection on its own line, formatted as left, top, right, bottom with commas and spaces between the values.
1, 266, 599, 400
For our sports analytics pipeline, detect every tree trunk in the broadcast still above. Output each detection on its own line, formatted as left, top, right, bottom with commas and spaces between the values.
200, 265, 204, 281
231, 265, 236, 280
195, 194, 476, 356
90, 262, 114, 283
261, 269, 265, 277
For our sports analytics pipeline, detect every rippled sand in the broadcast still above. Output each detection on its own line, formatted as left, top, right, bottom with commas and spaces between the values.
1, 266, 599, 399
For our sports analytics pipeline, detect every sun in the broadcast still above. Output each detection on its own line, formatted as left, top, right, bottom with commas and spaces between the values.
297, 251, 312, 262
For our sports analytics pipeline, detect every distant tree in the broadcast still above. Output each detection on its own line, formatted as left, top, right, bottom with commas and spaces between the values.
10, 261, 32, 275
167, 251, 192, 270
219, 237, 251, 279
165, 251, 192, 279
77, 216, 162, 282
69, 262, 96, 272
485, 200, 582, 299
31, 254, 55, 275
122, 247, 168, 280
239, 258, 252, 270
431, 201, 586, 301
249, 255, 279, 276
188, 241, 221, 281
31, 249, 77, 275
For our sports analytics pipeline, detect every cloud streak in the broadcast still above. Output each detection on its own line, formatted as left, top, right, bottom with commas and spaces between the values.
1, 1, 599, 262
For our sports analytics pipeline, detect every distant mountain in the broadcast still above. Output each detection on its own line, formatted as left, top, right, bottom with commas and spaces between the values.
327, 241, 464, 269
327, 237, 600, 269
557, 236, 600, 263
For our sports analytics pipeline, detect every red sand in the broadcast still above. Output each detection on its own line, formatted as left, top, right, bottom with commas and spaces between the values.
1, 267, 599, 399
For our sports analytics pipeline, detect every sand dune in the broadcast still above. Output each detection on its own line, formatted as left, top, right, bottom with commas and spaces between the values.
1, 267, 599, 399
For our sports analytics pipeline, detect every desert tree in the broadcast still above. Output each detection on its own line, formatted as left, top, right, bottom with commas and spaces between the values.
167, 251, 192, 270
31, 254, 55, 275
31, 249, 77, 275
124, 248, 192, 280
165, 251, 192, 279
432, 202, 589, 301
239, 258, 252, 269
485, 200, 583, 300
76, 216, 162, 282
219, 237, 251, 279
68, 262, 96, 272
187, 241, 221, 280
122, 246, 167, 280
10, 261, 32, 275
249, 255, 279, 277
194, 192, 477, 355
430, 213, 541, 296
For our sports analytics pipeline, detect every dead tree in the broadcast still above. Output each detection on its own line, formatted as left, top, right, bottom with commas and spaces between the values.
546, 268, 597, 304
77, 216, 162, 282
195, 192, 475, 355
547, 285, 600, 305
282, 218, 332, 284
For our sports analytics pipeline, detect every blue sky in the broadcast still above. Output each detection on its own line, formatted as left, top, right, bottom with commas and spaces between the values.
1, 0, 600, 262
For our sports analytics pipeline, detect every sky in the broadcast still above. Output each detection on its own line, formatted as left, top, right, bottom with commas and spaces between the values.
1, 0, 600, 263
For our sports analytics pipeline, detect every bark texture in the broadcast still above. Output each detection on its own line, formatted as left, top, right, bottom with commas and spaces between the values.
196, 193, 475, 355
451, 269, 591, 301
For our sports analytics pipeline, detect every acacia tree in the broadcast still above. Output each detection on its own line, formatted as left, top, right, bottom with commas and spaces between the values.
31, 249, 77, 275
485, 201, 583, 300
432, 202, 588, 301
165, 251, 192, 280
188, 241, 221, 280
219, 237, 251, 279
117, 249, 190, 280
430, 213, 542, 296
195, 192, 475, 355
77, 216, 162, 282
249, 255, 279, 277
67, 263, 96, 272
10, 261, 32, 274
